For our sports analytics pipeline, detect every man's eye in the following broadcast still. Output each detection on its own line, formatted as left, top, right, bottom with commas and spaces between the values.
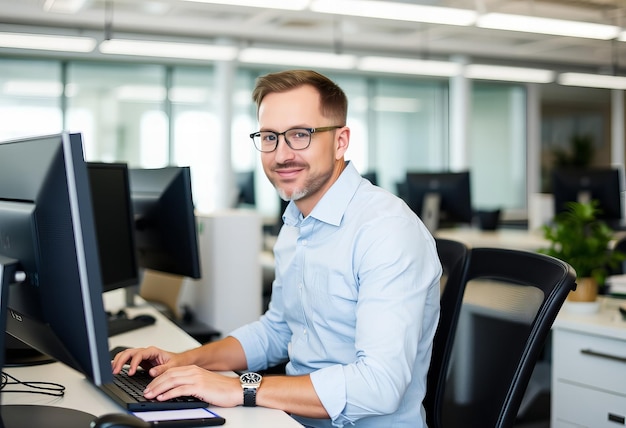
262, 133, 277, 142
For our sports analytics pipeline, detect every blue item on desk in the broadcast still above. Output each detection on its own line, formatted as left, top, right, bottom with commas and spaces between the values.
90, 413, 151, 428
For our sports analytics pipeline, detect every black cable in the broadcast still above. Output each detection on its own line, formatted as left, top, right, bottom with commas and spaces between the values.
0, 372, 65, 397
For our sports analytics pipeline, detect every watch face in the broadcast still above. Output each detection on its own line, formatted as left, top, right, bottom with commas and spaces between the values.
241, 372, 262, 384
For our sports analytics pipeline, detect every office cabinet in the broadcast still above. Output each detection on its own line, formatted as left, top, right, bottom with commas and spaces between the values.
551, 299, 626, 428
179, 210, 263, 335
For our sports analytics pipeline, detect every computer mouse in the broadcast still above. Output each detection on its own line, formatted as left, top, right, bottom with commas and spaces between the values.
90, 413, 151, 428
133, 314, 156, 324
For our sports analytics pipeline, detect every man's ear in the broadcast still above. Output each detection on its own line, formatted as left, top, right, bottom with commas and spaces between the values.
335, 127, 350, 160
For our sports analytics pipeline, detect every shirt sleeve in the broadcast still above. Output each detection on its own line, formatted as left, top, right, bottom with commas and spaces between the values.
311, 216, 441, 425
229, 280, 292, 371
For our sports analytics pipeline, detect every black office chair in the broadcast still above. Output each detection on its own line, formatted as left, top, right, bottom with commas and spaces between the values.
441, 247, 576, 428
425, 238, 471, 428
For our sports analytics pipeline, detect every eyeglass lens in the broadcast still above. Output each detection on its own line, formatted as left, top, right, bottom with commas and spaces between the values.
254, 128, 311, 152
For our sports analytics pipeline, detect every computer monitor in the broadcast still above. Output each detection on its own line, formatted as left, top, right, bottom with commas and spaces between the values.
403, 171, 473, 232
4, 162, 140, 364
236, 170, 256, 207
552, 167, 623, 226
129, 167, 201, 279
87, 162, 139, 293
0, 132, 113, 426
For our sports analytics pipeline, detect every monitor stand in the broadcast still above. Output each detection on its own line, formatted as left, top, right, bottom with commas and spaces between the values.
0, 405, 96, 427
421, 193, 441, 234
4, 334, 55, 366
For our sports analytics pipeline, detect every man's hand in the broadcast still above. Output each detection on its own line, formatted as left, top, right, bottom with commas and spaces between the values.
143, 365, 242, 408
111, 346, 181, 377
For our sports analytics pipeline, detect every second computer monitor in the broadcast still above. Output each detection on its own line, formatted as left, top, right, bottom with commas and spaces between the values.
552, 167, 622, 225
129, 166, 201, 279
404, 171, 473, 232
236, 170, 256, 207
87, 162, 140, 293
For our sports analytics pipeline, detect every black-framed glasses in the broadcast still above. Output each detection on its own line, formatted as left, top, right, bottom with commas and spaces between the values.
249, 126, 343, 153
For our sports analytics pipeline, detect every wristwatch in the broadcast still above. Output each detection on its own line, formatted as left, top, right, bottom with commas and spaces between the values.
240, 372, 263, 407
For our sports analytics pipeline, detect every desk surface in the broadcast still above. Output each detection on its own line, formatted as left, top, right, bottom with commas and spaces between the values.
1, 290, 302, 427
553, 296, 626, 341
435, 227, 549, 252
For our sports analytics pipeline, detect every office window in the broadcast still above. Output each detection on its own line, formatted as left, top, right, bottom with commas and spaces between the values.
0, 59, 63, 141
170, 66, 218, 213
66, 62, 166, 165
371, 79, 449, 192
470, 82, 527, 216
0, 57, 532, 223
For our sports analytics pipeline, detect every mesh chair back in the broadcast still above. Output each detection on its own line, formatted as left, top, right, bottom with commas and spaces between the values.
442, 247, 575, 428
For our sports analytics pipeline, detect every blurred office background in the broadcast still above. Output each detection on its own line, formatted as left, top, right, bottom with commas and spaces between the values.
0, 0, 623, 226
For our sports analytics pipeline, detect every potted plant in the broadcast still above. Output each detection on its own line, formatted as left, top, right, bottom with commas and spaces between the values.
538, 200, 625, 303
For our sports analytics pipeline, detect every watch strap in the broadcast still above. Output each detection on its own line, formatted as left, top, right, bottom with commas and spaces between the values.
243, 386, 257, 407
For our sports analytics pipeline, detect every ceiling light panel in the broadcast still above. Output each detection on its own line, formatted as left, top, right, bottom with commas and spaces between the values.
0, 32, 96, 52
477, 13, 619, 40
558, 73, 626, 90
239, 48, 357, 69
182, 0, 309, 10
311, 0, 476, 26
358, 57, 461, 77
99, 39, 238, 61
466, 64, 554, 83
43, 0, 88, 14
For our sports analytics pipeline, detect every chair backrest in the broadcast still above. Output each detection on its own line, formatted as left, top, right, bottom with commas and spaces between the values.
425, 238, 471, 428
139, 269, 185, 319
442, 247, 576, 428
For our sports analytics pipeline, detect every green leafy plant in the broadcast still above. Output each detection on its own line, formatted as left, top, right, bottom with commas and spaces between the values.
552, 134, 594, 168
539, 200, 625, 286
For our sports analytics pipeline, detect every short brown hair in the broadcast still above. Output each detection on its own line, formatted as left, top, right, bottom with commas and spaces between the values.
252, 70, 347, 125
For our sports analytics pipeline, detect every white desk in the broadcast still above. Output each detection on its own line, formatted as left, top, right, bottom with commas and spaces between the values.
435, 227, 549, 252
1, 290, 302, 427
551, 297, 626, 428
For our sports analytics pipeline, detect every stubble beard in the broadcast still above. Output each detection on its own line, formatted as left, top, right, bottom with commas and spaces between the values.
274, 167, 333, 203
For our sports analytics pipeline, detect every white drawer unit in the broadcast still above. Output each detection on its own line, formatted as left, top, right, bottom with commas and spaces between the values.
551, 298, 626, 428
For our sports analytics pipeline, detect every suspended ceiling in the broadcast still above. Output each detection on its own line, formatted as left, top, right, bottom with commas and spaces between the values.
1, 0, 626, 74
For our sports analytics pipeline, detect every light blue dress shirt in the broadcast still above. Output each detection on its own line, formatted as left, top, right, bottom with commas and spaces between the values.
231, 161, 441, 427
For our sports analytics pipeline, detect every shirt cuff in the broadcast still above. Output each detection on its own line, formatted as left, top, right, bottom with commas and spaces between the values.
229, 324, 267, 371
310, 364, 347, 422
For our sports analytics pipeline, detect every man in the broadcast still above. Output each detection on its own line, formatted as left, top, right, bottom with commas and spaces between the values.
112, 69, 441, 427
